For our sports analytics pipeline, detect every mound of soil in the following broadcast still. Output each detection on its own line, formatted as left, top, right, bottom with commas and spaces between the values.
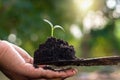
34, 37, 77, 65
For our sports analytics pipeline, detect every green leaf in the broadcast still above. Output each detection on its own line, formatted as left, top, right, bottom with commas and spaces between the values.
43, 19, 53, 28
54, 25, 65, 32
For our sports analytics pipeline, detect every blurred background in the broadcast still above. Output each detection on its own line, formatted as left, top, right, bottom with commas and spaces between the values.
0, 0, 120, 80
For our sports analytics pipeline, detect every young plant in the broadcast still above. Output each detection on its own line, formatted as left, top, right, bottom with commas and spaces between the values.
43, 19, 64, 37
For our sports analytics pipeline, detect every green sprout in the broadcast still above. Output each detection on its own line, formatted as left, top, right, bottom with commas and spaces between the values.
43, 19, 64, 37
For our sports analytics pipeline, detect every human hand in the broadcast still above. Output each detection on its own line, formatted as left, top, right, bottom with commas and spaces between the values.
0, 40, 77, 80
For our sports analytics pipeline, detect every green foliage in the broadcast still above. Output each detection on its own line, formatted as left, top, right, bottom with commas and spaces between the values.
0, 0, 120, 58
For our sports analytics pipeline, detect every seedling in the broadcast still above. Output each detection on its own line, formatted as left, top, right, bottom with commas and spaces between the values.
43, 19, 64, 37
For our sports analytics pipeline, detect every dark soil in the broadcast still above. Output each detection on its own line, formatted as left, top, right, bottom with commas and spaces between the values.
34, 37, 77, 65
33, 37, 120, 68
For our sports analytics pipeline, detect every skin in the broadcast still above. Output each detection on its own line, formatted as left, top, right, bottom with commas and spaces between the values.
0, 40, 77, 80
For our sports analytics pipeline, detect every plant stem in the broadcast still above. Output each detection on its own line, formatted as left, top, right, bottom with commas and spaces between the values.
51, 28, 54, 37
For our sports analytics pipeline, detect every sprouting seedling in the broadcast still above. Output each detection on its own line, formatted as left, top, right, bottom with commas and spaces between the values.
43, 19, 64, 37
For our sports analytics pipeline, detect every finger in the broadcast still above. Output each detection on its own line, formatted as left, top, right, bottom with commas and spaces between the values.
10, 42, 33, 63
40, 68, 77, 79
63, 68, 77, 78
21, 63, 77, 79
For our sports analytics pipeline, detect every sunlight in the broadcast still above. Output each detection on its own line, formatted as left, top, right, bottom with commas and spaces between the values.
73, 0, 93, 11
81, 0, 93, 10
83, 12, 93, 32
106, 0, 116, 9
83, 11, 107, 33
115, 4, 120, 13
70, 24, 83, 39
112, 4, 120, 18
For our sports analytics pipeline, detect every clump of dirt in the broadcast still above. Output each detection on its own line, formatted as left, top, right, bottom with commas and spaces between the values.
34, 37, 77, 65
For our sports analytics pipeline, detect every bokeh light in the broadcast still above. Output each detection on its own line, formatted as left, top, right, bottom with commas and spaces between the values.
8, 33, 16, 43
83, 11, 107, 33
73, 0, 93, 11
115, 4, 120, 13
70, 24, 83, 39
106, 0, 116, 9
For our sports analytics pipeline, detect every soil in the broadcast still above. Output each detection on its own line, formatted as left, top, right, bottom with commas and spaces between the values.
34, 37, 77, 66
33, 37, 120, 68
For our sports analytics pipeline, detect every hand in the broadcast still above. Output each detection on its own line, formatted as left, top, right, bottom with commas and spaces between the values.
0, 40, 77, 80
